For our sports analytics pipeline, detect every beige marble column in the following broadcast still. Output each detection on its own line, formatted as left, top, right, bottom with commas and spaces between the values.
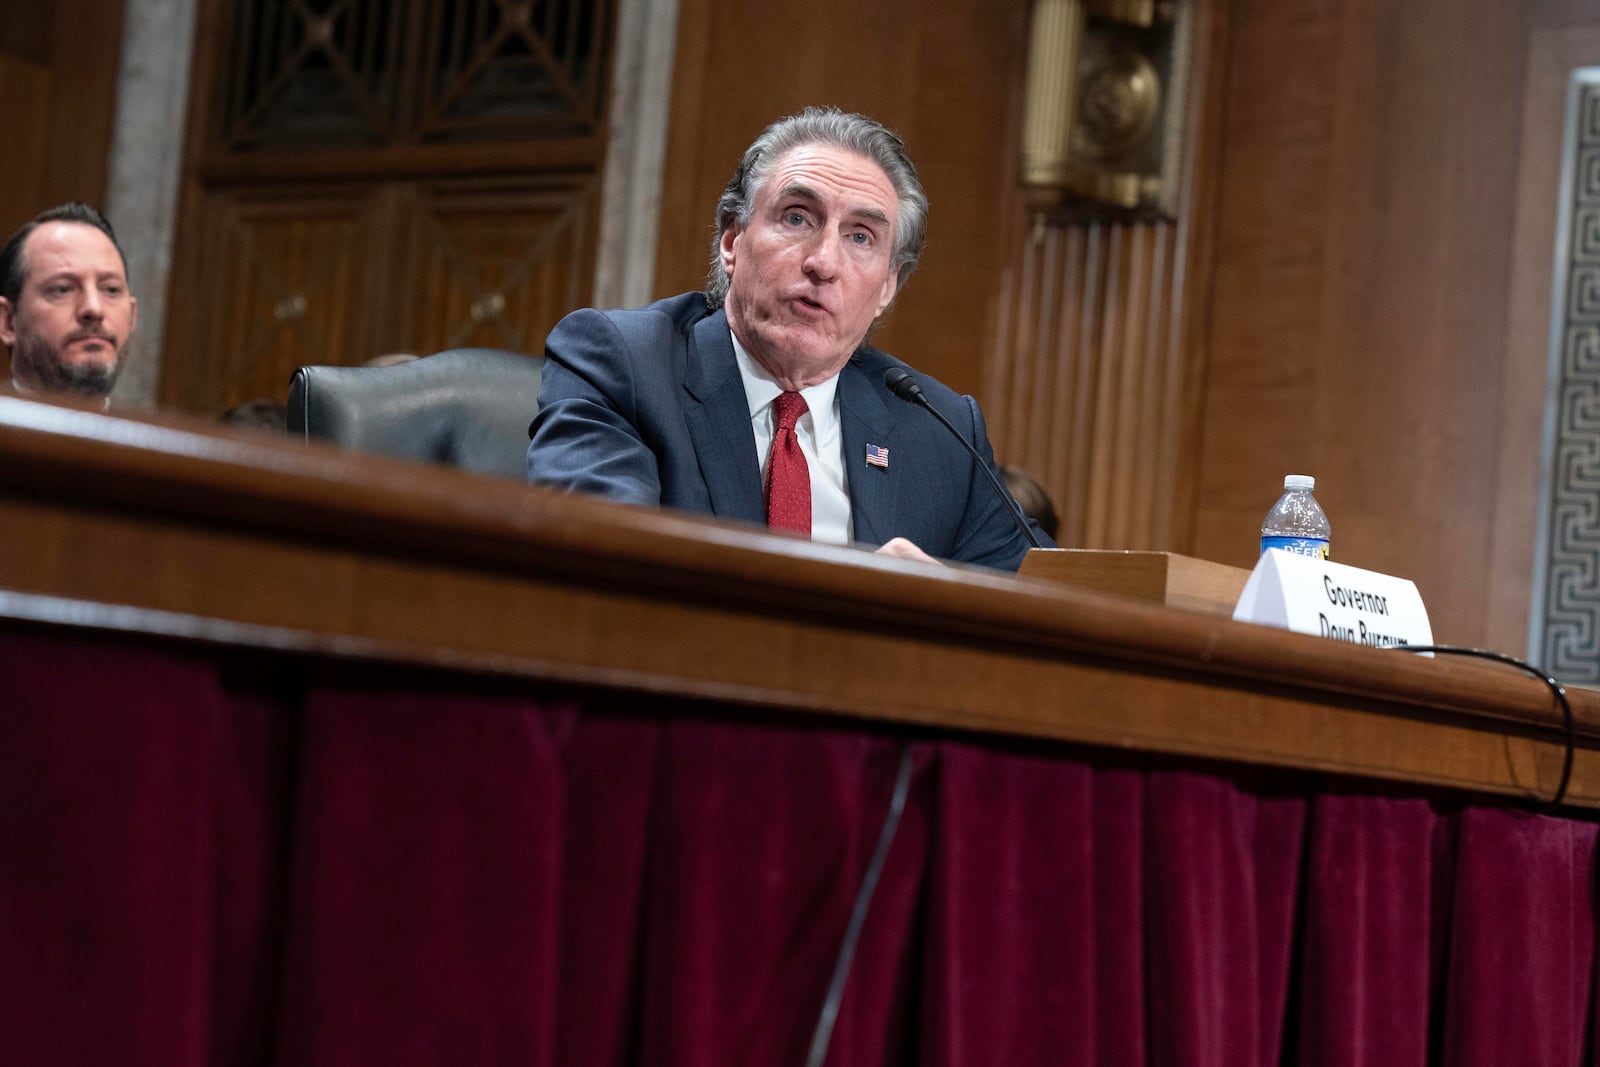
105, 0, 198, 411
593, 0, 680, 311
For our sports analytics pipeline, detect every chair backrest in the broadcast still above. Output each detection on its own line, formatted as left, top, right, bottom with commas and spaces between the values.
287, 348, 543, 480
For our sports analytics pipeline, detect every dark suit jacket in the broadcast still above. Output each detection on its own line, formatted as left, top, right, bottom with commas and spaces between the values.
526, 292, 1051, 570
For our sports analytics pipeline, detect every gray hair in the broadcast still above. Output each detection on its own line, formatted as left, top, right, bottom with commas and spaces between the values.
704, 107, 928, 309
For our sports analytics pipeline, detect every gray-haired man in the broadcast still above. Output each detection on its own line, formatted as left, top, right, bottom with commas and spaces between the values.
528, 107, 1049, 569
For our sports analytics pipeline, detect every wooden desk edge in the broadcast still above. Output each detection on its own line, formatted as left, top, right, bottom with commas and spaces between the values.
0, 398, 1591, 807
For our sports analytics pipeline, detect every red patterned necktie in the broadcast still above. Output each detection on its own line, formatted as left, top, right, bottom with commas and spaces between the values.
765, 391, 811, 534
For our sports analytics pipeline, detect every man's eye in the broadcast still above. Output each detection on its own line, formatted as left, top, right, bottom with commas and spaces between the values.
850, 231, 872, 246
45, 285, 71, 297
784, 211, 807, 226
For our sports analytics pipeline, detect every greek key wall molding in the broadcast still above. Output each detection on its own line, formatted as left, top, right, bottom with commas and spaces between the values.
1534, 74, 1600, 684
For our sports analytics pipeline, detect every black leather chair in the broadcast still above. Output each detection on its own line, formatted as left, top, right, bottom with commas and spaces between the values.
287, 348, 544, 480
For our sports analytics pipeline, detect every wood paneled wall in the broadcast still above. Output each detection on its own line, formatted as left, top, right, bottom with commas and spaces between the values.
0, 0, 124, 388
654, 0, 1031, 400
1193, 0, 1600, 648
1197, 2, 1521, 645
0, 2, 124, 236
985, 217, 1192, 550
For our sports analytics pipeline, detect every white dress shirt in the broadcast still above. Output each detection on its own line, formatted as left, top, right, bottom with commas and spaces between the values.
9, 377, 111, 411
731, 331, 852, 544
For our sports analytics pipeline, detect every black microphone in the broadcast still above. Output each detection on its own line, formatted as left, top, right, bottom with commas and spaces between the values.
882, 367, 1044, 549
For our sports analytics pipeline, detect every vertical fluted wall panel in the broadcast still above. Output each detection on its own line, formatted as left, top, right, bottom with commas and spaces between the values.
985, 216, 1188, 550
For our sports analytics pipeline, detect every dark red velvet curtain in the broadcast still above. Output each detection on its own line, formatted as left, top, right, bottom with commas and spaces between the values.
1, 627, 1595, 1066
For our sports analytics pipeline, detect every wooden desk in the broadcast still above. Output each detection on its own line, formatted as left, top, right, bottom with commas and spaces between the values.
0, 395, 1587, 805
0, 395, 1593, 1067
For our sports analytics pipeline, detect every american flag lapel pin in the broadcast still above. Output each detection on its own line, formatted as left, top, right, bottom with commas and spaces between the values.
865, 444, 889, 469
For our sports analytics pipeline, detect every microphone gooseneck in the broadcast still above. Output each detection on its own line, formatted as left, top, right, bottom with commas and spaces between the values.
881, 367, 1043, 549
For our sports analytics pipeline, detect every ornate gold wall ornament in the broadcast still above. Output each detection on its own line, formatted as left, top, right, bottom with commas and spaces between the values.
1074, 48, 1160, 160
1019, 0, 1192, 223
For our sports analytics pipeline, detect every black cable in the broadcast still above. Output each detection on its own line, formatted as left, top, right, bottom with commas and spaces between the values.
1390, 644, 1574, 813
803, 743, 915, 1067
881, 367, 1044, 549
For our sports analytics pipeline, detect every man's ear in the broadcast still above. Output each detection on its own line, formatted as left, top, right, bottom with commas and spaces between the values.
0, 297, 15, 348
875, 266, 899, 318
718, 221, 741, 277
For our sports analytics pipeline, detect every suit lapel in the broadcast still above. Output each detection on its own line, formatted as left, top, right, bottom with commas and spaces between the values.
683, 312, 766, 523
839, 355, 899, 545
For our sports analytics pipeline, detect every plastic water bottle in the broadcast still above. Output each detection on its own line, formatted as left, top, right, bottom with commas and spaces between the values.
1260, 475, 1330, 559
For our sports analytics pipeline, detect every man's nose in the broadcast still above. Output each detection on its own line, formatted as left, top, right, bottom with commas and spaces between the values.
802, 232, 841, 279
78, 288, 104, 320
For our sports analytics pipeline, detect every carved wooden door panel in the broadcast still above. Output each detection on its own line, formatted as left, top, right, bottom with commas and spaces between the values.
163, 0, 611, 414
389, 176, 597, 354
185, 187, 393, 405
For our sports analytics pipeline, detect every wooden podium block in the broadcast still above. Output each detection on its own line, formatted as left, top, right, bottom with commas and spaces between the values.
1018, 549, 1252, 617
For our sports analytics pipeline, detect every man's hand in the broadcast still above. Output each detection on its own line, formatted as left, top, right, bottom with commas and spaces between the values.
874, 537, 942, 565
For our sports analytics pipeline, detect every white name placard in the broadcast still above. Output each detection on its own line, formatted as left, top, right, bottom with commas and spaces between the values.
1233, 549, 1434, 649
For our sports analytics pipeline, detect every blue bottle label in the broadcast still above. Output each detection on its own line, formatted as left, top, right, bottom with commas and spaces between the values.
1261, 536, 1329, 560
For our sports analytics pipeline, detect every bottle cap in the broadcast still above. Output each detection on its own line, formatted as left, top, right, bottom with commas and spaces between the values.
1284, 474, 1315, 490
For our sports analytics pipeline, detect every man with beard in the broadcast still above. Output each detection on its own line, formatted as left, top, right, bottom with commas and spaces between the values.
0, 203, 138, 403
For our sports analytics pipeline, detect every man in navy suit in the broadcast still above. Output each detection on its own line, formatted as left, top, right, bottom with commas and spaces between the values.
527, 107, 1051, 570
